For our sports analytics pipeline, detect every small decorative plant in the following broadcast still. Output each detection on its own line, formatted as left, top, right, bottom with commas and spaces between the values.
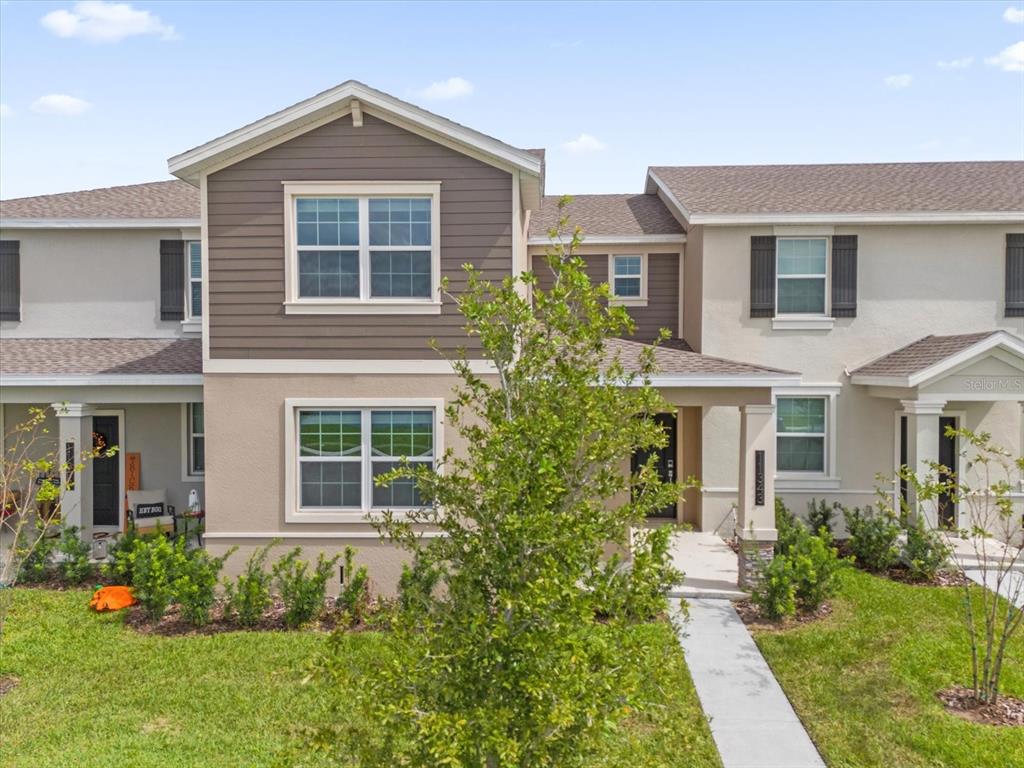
174, 546, 236, 626
335, 546, 370, 626
223, 540, 278, 628
272, 547, 340, 629
842, 504, 900, 572
131, 535, 189, 621
56, 525, 94, 585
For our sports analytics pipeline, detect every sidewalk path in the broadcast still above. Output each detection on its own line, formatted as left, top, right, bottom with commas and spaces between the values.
671, 598, 825, 768
964, 568, 1024, 608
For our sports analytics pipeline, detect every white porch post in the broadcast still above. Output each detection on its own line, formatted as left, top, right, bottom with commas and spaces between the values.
51, 403, 93, 530
736, 404, 778, 588
900, 399, 946, 528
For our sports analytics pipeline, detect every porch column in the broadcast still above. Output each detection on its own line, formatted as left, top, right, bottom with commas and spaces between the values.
901, 399, 946, 528
51, 403, 93, 530
736, 404, 778, 588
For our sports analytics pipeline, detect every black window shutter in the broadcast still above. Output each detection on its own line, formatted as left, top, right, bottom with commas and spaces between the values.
750, 235, 776, 317
160, 240, 185, 321
831, 235, 858, 318
0, 240, 20, 321
1006, 234, 1024, 318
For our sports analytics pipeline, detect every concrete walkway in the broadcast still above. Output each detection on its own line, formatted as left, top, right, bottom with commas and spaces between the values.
672, 598, 825, 768
964, 569, 1024, 608
667, 531, 748, 600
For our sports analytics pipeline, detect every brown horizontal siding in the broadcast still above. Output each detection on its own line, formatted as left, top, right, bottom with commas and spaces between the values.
207, 113, 513, 360
531, 252, 680, 344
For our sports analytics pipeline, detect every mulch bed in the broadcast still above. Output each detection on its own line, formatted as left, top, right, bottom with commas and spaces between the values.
734, 599, 832, 631
885, 567, 969, 588
120, 598, 383, 637
0, 675, 19, 697
938, 686, 1024, 726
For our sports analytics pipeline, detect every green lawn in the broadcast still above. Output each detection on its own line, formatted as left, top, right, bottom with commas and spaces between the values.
0, 589, 719, 767
752, 568, 1024, 768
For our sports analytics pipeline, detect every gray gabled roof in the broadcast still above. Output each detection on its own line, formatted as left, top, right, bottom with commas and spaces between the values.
529, 194, 684, 241
849, 332, 1002, 378
605, 338, 797, 384
647, 161, 1024, 219
0, 338, 201, 377
1, 180, 199, 221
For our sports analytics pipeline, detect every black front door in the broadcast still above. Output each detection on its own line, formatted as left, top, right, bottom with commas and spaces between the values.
631, 413, 678, 519
91, 416, 119, 527
937, 416, 957, 528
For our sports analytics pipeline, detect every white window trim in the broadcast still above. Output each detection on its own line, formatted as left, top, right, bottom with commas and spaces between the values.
607, 253, 648, 307
773, 386, 840, 490
774, 237, 831, 325
282, 181, 442, 315
181, 402, 205, 481
181, 240, 203, 334
284, 397, 444, 523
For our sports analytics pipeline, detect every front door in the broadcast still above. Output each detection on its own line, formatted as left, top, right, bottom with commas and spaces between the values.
937, 416, 957, 528
631, 413, 678, 519
91, 416, 120, 527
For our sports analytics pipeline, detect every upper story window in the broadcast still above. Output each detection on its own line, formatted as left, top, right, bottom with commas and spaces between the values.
609, 254, 647, 306
283, 182, 441, 315
186, 241, 202, 318
776, 238, 828, 316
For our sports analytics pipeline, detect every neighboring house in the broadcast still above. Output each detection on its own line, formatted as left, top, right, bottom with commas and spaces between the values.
0, 182, 205, 535
1, 80, 1021, 588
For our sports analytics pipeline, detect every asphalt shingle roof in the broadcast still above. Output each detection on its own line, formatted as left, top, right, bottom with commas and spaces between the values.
605, 338, 793, 377
850, 332, 999, 378
0, 180, 200, 220
530, 194, 683, 239
648, 161, 1024, 216
0, 338, 202, 376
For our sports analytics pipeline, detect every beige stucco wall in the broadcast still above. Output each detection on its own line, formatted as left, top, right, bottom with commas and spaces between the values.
697, 223, 1024, 527
0, 227, 197, 339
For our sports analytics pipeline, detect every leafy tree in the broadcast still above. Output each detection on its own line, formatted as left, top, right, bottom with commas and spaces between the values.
303, 201, 688, 766
899, 427, 1024, 705
1, 406, 116, 640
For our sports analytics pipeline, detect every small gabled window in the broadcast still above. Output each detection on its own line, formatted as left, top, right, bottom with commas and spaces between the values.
609, 254, 647, 305
283, 182, 441, 315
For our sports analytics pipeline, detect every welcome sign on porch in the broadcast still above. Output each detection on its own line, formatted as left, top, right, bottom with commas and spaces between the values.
134, 502, 166, 520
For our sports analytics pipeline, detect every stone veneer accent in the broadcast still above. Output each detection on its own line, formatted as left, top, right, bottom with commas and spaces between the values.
738, 539, 775, 589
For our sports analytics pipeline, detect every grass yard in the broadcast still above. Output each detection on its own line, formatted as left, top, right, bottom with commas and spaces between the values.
0, 588, 719, 767
752, 568, 1024, 768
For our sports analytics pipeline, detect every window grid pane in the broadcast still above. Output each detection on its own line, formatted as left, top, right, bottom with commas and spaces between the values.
777, 239, 827, 275
777, 398, 826, 434
614, 277, 641, 297
778, 436, 825, 472
298, 250, 360, 298
370, 251, 432, 298
300, 461, 361, 508
777, 277, 826, 314
296, 198, 359, 247
613, 256, 641, 276
369, 198, 431, 247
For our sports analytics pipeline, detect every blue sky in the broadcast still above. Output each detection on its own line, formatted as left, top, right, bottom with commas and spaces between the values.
1, 1, 1022, 199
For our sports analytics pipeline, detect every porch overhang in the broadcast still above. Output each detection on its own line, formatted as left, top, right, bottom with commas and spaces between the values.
849, 330, 1024, 402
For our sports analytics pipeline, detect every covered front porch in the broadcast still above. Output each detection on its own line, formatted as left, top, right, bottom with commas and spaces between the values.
610, 339, 801, 585
850, 330, 1024, 530
0, 338, 204, 542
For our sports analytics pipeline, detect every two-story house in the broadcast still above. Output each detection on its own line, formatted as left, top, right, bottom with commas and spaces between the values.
2, 81, 1021, 590
0, 182, 205, 535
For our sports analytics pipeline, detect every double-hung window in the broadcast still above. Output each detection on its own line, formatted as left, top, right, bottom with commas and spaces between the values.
288, 399, 440, 521
186, 241, 202, 318
609, 254, 646, 304
284, 182, 441, 314
776, 238, 827, 316
776, 397, 826, 473
184, 402, 205, 478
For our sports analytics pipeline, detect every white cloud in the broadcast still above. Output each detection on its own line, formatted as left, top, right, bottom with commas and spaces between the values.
0, 104, 11, 118
936, 56, 973, 70
883, 73, 913, 89
416, 77, 474, 100
987, 40, 1024, 71
31, 94, 91, 116
41, 1, 176, 43
1004, 6, 1024, 23
563, 133, 607, 154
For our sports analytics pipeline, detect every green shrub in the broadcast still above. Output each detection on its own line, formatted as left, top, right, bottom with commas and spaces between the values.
102, 528, 142, 584
174, 546, 236, 626
223, 541, 277, 628
272, 547, 340, 629
900, 516, 950, 582
593, 525, 682, 622
751, 554, 797, 619
56, 526, 94, 584
789, 527, 844, 611
16, 526, 57, 584
775, 497, 801, 555
132, 535, 189, 620
843, 504, 900, 572
807, 498, 838, 536
336, 546, 370, 625
397, 556, 441, 615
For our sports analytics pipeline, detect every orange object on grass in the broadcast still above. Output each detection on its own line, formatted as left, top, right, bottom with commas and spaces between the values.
90, 585, 136, 612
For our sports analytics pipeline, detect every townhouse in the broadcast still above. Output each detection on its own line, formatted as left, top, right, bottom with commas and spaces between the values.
2, 81, 1021, 588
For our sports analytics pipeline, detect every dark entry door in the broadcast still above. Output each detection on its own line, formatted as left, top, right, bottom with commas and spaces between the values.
91, 416, 119, 527
631, 413, 678, 519
937, 416, 957, 528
